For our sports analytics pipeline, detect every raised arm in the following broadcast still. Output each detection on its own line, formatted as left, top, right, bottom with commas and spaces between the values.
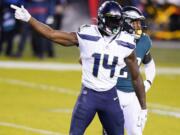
29, 17, 78, 46
11, 5, 78, 46
125, 51, 146, 109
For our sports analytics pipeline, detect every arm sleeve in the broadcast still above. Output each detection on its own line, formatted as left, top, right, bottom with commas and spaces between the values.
142, 34, 152, 64
144, 58, 156, 84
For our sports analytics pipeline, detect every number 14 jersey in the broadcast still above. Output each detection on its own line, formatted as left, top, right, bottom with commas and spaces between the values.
77, 25, 135, 92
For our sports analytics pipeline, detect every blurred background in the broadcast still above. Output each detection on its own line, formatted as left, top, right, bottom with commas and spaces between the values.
0, 0, 180, 135
0, 0, 179, 59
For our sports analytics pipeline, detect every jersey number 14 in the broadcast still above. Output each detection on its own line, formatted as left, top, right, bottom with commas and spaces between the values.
92, 53, 118, 78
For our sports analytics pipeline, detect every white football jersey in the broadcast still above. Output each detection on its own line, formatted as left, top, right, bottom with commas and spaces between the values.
77, 25, 135, 92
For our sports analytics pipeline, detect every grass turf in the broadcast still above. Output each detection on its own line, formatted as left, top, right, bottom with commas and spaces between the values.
0, 42, 180, 134
0, 69, 179, 135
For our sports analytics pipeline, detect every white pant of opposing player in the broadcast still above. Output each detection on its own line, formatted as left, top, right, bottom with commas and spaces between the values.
117, 90, 144, 135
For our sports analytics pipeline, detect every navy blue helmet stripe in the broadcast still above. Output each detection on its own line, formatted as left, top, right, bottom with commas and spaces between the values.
78, 33, 100, 41
116, 40, 135, 49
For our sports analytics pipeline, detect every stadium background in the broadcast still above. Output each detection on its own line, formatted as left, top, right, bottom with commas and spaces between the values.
0, 0, 180, 135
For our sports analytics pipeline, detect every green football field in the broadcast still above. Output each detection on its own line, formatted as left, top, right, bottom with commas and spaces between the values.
0, 43, 180, 135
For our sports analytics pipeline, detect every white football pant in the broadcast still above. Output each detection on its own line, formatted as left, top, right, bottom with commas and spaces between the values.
117, 90, 144, 135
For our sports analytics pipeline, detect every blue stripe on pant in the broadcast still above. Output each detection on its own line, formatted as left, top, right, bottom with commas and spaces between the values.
70, 85, 124, 135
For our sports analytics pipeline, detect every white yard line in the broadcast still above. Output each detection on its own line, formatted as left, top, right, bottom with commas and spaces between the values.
0, 78, 79, 96
150, 109, 180, 118
0, 61, 180, 74
140, 67, 180, 75
148, 103, 180, 118
0, 61, 81, 71
0, 77, 180, 119
148, 103, 180, 112
0, 80, 180, 134
49, 105, 180, 119
0, 122, 65, 135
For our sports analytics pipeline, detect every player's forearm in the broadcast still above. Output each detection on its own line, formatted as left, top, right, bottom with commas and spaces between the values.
29, 17, 54, 40
132, 75, 147, 109
126, 61, 147, 109
144, 59, 156, 83
11, 5, 78, 46
125, 52, 147, 109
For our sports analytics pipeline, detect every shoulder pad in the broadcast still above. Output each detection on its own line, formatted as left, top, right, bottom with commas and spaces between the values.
78, 24, 91, 32
141, 33, 152, 49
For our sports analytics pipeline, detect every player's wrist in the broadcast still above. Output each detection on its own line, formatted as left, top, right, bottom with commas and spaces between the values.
144, 80, 151, 92
140, 109, 148, 120
141, 109, 147, 112
141, 106, 147, 110
28, 16, 33, 23
146, 80, 152, 85
25, 13, 31, 22
141, 102, 147, 110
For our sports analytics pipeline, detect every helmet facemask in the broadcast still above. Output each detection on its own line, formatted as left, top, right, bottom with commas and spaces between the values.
103, 14, 122, 35
98, 1, 123, 36
122, 6, 146, 39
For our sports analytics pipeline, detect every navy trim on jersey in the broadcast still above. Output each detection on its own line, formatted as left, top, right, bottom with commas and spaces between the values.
77, 33, 101, 41
116, 40, 135, 49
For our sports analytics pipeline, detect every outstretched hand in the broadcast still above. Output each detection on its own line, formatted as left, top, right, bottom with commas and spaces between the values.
10, 4, 31, 22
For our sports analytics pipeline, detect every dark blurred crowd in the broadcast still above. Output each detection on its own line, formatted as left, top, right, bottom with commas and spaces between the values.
0, 0, 179, 58
105, 0, 180, 40
0, 0, 67, 58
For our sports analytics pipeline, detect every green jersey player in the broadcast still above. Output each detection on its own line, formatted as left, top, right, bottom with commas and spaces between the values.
103, 6, 156, 135
117, 6, 156, 135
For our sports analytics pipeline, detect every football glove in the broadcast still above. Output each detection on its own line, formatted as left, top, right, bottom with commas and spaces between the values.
137, 109, 147, 131
10, 4, 31, 22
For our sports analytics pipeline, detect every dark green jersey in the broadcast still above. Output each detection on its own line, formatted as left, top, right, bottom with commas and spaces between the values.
116, 34, 152, 92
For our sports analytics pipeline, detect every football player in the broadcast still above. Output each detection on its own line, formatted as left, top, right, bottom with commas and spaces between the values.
11, 2, 147, 135
103, 6, 156, 135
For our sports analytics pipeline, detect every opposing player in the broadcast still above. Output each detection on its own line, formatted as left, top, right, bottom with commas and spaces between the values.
103, 6, 156, 135
104, 6, 156, 135
11, 2, 147, 135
